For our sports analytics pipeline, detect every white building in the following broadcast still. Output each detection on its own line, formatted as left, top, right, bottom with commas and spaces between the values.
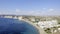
4, 16, 13, 18
38, 20, 58, 29
18, 16, 23, 20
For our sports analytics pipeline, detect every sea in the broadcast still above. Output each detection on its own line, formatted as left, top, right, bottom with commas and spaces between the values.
0, 18, 39, 34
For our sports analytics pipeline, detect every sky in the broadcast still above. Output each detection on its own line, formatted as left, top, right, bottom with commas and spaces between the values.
0, 0, 60, 16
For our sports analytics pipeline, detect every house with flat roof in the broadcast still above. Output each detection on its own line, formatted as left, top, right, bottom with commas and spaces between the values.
38, 20, 58, 29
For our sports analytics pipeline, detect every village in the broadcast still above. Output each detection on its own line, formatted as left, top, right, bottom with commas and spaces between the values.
0, 15, 60, 34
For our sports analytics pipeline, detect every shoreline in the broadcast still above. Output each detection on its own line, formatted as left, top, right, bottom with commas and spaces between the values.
20, 19, 47, 34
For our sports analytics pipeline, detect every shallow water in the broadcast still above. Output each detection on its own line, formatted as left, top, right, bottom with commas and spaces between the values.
0, 18, 39, 34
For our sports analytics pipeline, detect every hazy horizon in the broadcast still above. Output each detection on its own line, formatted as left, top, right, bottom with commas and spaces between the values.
0, 0, 60, 16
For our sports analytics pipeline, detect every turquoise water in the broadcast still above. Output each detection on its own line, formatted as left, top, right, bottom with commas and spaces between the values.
0, 18, 39, 34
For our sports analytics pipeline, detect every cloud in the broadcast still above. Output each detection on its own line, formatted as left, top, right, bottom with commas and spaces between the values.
48, 9, 54, 11
0, 8, 60, 16
43, 8, 46, 10
16, 9, 20, 13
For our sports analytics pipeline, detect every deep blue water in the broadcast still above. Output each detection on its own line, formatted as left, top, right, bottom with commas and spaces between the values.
0, 18, 39, 34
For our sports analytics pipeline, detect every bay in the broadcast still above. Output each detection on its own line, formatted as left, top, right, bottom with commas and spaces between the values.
0, 18, 39, 34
